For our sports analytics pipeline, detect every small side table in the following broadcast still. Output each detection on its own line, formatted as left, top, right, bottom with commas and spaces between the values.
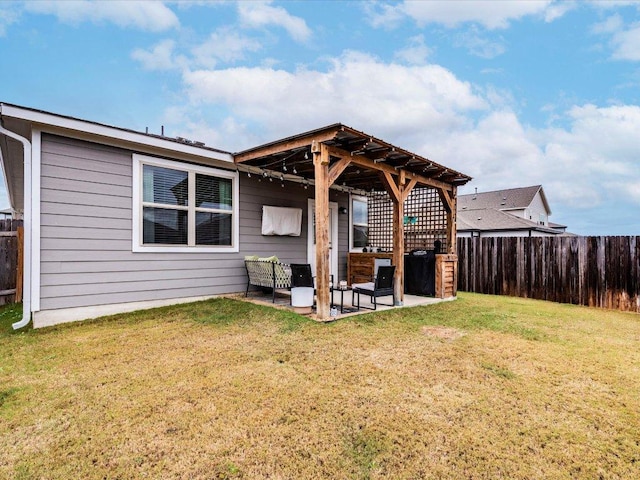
331, 286, 354, 313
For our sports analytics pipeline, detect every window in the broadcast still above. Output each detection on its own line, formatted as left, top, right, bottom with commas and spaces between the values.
539, 213, 546, 226
350, 195, 368, 250
133, 155, 238, 252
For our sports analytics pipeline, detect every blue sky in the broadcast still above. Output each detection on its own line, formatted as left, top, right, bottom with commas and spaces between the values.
1, 0, 639, 234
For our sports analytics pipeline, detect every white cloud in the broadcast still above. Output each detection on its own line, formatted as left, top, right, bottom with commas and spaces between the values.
454, 28, 506, 58
0, 4, 20, 36
237, 1, 311, 42
363, 1, 406, 29
544, 1, 577, 22
591, 14, 623, 34
394, 35, 431, 65
171, 50, 640, 233
537, 104, 640, 208
24, 0, 179, 32
131, 39, 183, 71
369, 0, 560, 30
191, 27, 262, 67
435, 103, 640, 217
610, 22, 640, 61
181, 51, 487, 147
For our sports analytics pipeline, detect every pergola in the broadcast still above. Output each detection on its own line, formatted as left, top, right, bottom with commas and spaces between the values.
235, 124, 472, 320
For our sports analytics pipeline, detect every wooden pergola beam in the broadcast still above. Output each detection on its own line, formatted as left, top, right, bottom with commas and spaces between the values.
235, 130, 339, 163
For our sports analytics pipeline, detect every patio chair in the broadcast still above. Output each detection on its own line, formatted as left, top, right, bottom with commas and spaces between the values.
290, 264, 314, 308
290, 264, 314, 288
352, 265, 396, 310
290, 264, 336, 308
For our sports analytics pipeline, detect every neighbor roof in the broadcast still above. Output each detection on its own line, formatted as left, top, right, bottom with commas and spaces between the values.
457, 207, 561, 234
458, 185, 550, 214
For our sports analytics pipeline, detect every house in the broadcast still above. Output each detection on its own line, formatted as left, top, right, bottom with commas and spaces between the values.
0, 102, 470, 328
457, 185, 569, 237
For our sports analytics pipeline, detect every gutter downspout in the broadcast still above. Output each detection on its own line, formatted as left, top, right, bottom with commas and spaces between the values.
0, 115, 32, 330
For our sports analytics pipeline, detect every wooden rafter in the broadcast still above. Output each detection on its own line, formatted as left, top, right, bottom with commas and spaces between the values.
348, 155, 453, 192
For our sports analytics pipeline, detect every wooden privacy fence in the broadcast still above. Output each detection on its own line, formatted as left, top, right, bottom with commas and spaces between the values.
0, 219, 23, 306
457, 236, 640, 313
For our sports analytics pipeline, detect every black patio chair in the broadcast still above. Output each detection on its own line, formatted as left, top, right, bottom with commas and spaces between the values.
352, 265, 396, 310
290, 264, 314, 288
290, 264, 335, 308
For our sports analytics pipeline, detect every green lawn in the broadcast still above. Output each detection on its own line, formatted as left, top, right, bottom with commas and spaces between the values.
1, 293, 639, 479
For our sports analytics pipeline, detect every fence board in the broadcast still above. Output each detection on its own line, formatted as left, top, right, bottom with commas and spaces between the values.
457, 236, 640, 313
0, 220, 23, 305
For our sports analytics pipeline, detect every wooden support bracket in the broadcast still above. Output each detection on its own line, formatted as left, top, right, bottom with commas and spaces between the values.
327, 156, 351, 187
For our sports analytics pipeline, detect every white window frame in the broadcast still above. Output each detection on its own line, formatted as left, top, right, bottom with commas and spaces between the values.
132, 154, 239, 253
349, 194, 369, 252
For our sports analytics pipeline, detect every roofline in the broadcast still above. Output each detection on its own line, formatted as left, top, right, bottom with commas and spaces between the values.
457, 225, 561, 234
458, 184, 543, 198
536, 185, 551, 215
0, 102, 233, 163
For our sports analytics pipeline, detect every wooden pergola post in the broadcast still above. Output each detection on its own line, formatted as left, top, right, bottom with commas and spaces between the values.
312, 141, 331, 320
438, 186, 458, 254
436, 186, 459, 298
381, 170, 419, 306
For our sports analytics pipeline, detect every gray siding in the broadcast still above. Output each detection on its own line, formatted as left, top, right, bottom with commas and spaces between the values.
238, 173, 349, 281
39, 134, 349, 311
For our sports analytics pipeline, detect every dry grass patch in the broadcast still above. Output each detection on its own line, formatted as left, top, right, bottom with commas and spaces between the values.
1, 294, 639, 479
421, 325, 466, 340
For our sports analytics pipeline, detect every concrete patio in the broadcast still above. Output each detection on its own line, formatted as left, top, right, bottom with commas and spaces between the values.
230, 288, 454, 322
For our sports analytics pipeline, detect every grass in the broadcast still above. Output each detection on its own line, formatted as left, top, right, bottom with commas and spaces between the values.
1, 293, 639, 479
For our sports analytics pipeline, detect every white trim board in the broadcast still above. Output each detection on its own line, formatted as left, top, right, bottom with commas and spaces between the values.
32, 295, 224, 328
31, 129, 41, 312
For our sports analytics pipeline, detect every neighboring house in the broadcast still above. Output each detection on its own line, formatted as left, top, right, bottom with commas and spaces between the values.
0, 102, 469, 328
457, 185, 569, 237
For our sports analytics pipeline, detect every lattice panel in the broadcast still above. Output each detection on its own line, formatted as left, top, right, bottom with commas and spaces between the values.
404, 187, 447, 251
366, 187, 447, 252
367, 191, 394, 251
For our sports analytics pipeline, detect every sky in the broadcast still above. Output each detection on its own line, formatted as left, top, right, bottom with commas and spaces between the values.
1, 0, 639, 235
